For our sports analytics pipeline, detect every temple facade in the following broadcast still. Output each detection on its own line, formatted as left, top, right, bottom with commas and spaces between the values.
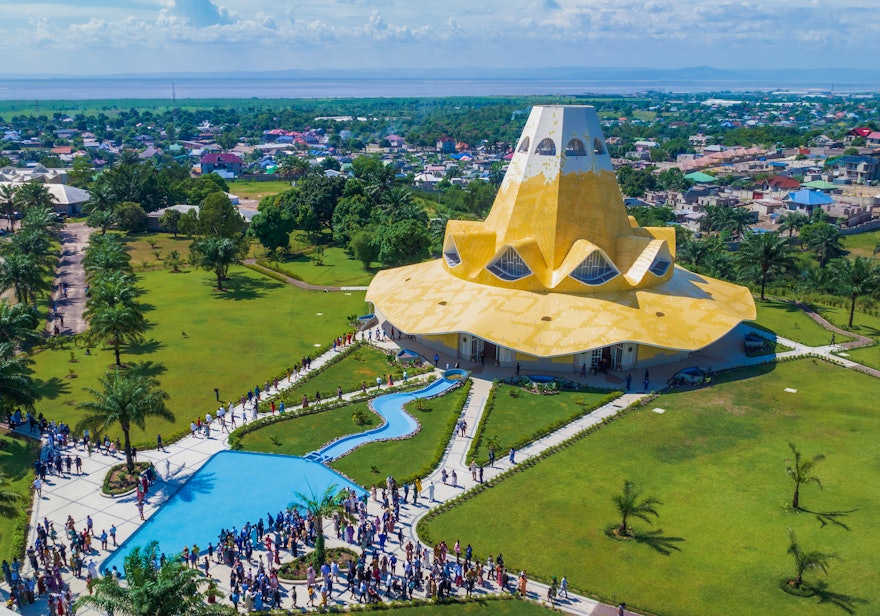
366, 105, 755, 372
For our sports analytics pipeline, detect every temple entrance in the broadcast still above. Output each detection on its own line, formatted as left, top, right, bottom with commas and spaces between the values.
482, 341, 497, 365
578, 344, 625, 372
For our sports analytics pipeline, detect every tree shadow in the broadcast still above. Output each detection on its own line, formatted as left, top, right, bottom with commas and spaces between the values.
211, 273, 282, 301
126, 361, 168, 379
128, 338, 164, 356
631, 528, 686, 556
798, 506, 858, 531
808, 580, 869, 614
33, 376, 71, 400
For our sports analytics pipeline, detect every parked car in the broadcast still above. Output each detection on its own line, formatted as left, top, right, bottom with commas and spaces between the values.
667, 367, 709, 388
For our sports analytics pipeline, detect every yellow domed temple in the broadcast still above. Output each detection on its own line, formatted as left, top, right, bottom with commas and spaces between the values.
366, 105, 755, 372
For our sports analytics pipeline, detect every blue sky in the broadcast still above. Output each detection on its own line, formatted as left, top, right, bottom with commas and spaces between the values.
0, 0, 876, 75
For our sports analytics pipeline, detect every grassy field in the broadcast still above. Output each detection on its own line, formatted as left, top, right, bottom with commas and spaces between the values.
422, 360, 880, 616
356, 598, 558, 616
227, 180, 292, 201
841, 343, 880, 370
265, 344, 428, 408
237, 402, 378, 456
469, 385, 619, 465
262, 246, 376, 287
30, 266, 366, 448
331, 383, 470, 487
814, 303, 880, 340
749, 299, 845, 346
841, 229, 880, 260
0, 433, 41, 563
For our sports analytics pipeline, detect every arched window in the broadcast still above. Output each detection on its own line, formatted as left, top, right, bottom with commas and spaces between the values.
593, 138, 605, 155
517, 136, 530, 153
570, 251, 618, 285
649, 254, 672, 276
565, 138, 586, 156
443, 238, 461, 268
535, 138, 556, 156
487, 246, 531, 281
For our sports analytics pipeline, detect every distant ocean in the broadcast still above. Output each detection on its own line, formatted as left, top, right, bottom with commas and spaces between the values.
0, 75, 877, 101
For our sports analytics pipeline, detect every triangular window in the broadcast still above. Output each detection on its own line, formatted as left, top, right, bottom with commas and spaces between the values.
443, 238, 461, 268
487, 246, 531, 281
570, 251, 618, 285
649, 253, 672, 276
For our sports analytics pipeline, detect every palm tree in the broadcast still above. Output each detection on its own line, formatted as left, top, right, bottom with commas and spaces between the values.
736, 231, 793, 300
13, 182, 55, 214
801, 222, 844, 268
613, 480, 662, 537
0, 252, 50, 305
786, 442, 824, 510
0, 342, 37, 412
723, 207, 754, 240
84, 235, 133, 280
76, 370, 172, 472
786, 529, 835, 589
777, 212, 809, 244
190, 236, 241, 291
0, 469, 24, 518
21, 206, 62, 235
75, 540, 232, 616
85, 302, 148, 367
0, 184, 17, 232
291, 484, 348, 567
830, 256, 880, 328
86, 271, 143, 311
86, 208, 118, 235
0, 301, 41, 354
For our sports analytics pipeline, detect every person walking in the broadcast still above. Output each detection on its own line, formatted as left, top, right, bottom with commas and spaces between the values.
509, 448, 516, 464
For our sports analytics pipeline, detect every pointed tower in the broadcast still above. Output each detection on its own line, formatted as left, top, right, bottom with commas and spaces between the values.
366, 105, 755, 372
442, 106, 675, 293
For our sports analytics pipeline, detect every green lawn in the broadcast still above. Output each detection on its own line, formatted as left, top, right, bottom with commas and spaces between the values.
360, 598, 557, 616
841, 343, 880, 370
0, 433, 41, 563
262, 247, 376, 287
469, 385, 619, 465
237, 402, 378, 456
227, 180, 292, 201
814, 303, 880, 340
30, 267, 366, 448
749, 299, 845, 346
264, 344, 430, 409
330, 383, 470, 487
422, 360, 880, 616
841, 229, 880, 260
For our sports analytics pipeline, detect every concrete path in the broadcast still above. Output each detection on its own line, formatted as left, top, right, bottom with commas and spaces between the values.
47, 222, 91, 336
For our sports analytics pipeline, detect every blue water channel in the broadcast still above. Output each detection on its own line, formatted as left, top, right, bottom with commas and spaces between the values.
101, 370, 467, 574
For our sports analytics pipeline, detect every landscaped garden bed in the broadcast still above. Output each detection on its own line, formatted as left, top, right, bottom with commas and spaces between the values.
102, 461, 153, 495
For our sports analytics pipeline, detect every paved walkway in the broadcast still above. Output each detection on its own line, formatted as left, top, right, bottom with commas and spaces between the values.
47, 222, 91, 335
7, 306, 879, 616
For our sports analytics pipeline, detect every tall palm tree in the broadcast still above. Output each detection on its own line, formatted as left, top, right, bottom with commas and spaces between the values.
0, 469, 24, 518
613, 480, 662, 537
0, 342, 37, 412
736, 231, 793, 300
777, 211, 809, 244
786, 442, 824, 510
190, 236, 241, 291
0, 184, 17, 232
86, 271, 143, 311
723, 207, 753, 240
84, 235, 133, 280
21, 206, 62, 235
85, 302, 148, 367
76, 370, 172, 472
787, 529, 835, 589
292, 484, 348, 567
0, 301, 41, 354
801, 222, 844, 268
75, 540, 232, 616
830, 256, 880, 328
0, 252, 50, 305
6, 227, 53, 264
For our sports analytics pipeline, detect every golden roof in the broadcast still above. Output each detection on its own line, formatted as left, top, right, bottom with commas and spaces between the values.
367, 105, 755, 357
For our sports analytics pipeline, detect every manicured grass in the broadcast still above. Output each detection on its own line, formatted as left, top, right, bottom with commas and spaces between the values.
330, 383, 470, 487
0, 433, 41, 562
266, 344, 430, 408
227, 180, 292, 200
237, 402, 378, 456
30, 267, 366, 448
841, 229, 880, 260
422, 360, 880, 616
750, 299, 846, 346
814, 303, 880, 340
263, 247, 376, 287
362, 598, 557, 616
469, 385, 619, 464
120, 232, 193, 271
840, 343, 880, 370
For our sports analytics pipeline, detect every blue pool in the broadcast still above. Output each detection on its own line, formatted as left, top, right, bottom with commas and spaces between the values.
101, 451, 365, 574
307, 371, 465, 463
